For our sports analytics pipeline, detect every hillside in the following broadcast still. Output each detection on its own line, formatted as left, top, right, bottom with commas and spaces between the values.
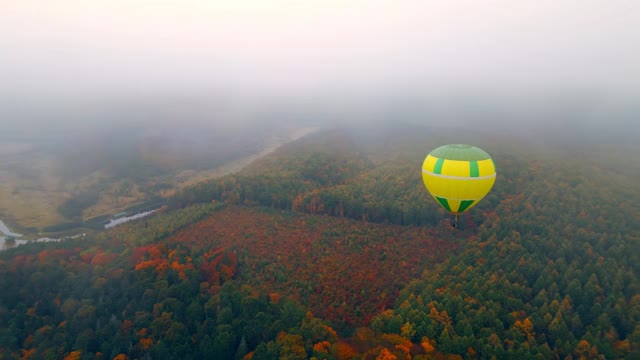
0, 126, 638, 359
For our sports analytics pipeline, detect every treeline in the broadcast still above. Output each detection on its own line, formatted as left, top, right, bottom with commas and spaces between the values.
58, 191, 101, 219
168, 131, 531, 230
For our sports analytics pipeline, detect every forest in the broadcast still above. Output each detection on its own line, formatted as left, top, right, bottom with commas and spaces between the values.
0, 126, 638, 359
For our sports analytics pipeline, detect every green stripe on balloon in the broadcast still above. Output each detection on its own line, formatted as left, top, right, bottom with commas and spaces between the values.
435, 196, 451, 211
469, 161, 479, 177
433, 158, 444, 174
458, 200, 475, 212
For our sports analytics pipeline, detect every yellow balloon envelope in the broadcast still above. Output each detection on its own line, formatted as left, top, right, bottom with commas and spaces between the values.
422, 144, 496, 215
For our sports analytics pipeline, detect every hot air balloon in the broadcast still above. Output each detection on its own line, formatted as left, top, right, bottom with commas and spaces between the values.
421, 144, 496, 227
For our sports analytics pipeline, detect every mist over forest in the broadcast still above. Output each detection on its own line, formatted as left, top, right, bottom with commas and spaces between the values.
1, 1, 639, 359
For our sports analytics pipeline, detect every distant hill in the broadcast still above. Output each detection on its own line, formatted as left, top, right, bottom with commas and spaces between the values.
0, 123, 307, 231
0, 125, 638, 359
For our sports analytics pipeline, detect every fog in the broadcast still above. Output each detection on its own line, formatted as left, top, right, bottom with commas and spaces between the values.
1, 0, 639, 136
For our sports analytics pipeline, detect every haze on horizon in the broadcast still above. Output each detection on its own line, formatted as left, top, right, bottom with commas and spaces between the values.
1, 0, 639, 133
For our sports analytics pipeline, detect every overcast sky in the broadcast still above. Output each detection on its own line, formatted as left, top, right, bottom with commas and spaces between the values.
1, 0, 638, 104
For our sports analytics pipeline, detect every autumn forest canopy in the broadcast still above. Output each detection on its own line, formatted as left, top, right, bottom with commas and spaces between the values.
1, 124, 639, 359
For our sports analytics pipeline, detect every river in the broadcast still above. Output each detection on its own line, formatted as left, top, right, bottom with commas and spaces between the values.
0, 208, 161, 251
0, 218, 81, 251
0, 219, 22, 238
104, 209, 158, 229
